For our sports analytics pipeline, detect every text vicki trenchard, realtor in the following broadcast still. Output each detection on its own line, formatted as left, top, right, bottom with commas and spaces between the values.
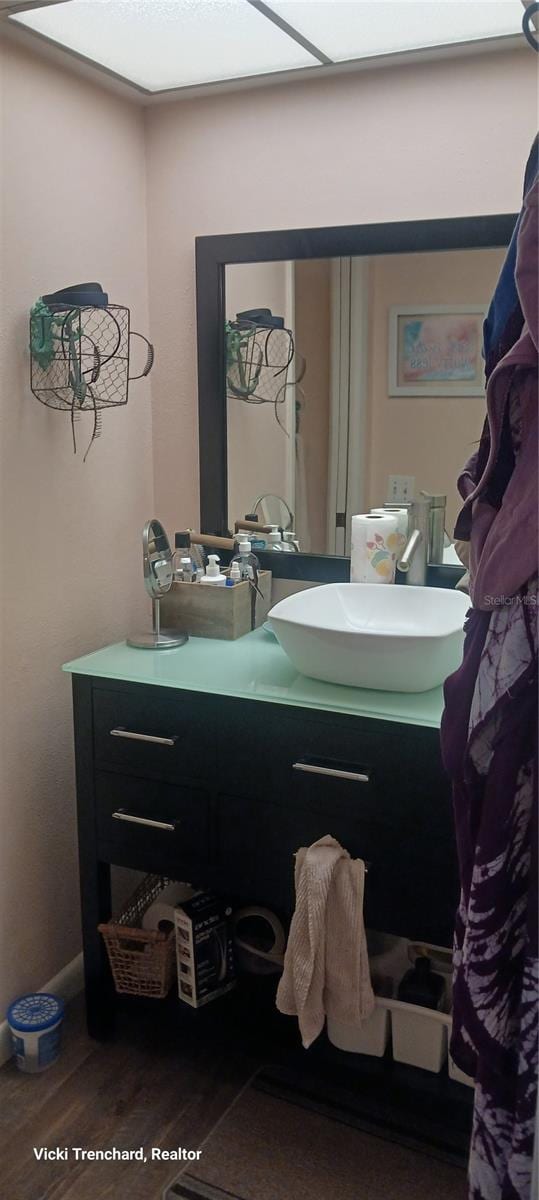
33, 1146, 203, 1163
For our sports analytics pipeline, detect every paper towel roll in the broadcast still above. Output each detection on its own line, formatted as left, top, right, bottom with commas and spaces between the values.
142, 882, 195, 933
370, 507, 409, 551
350, 513, 399, 584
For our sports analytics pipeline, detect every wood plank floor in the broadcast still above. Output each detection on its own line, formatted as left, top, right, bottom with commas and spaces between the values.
0, 994, 262, 1200
0, 980, 471, 1200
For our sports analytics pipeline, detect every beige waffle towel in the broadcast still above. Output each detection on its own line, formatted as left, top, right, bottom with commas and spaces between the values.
276, 835, 375, 1048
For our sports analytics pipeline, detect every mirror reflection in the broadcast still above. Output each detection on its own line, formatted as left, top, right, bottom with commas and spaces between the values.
226, 246, 505, 556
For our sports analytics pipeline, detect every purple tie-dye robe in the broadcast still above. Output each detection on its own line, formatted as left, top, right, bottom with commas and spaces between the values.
441, 154, 538, 1200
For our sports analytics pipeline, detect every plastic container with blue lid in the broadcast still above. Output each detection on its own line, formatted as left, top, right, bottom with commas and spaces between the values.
7, 994, 64, 1073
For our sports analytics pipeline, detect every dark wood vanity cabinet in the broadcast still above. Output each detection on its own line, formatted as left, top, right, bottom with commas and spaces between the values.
72, 674, 458, 1040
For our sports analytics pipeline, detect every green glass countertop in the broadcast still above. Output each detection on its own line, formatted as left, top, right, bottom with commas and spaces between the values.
63, 628, 444, 729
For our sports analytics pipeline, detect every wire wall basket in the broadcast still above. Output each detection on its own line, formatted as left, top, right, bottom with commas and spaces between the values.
226, 319, 297, 423
30, 298, 154, 460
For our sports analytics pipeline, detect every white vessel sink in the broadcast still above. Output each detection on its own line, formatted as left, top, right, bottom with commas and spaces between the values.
268, 583, 468, 693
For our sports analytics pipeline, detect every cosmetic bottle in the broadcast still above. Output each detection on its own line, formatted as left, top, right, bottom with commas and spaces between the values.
172, 548, 184, 581
397, 955, 445, 1011
199, 554, 227, 586
230, 539, 259, 582
180, 556, 196, 582
175, 531, 206, 576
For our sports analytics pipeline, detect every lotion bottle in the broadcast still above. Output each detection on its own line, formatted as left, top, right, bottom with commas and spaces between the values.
200, 554, 227, 586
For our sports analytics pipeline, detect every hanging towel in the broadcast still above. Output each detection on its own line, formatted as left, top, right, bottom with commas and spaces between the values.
276, 835, 375, 1048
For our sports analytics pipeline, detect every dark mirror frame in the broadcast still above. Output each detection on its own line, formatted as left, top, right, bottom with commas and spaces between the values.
196, 213, 516, 577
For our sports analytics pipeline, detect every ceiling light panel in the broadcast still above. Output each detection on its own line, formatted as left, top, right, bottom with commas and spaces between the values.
263, 1, 522, 62
11, 0, 320, 92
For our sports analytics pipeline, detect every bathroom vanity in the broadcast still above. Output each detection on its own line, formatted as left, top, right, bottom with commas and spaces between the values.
65, 628, 457, 1041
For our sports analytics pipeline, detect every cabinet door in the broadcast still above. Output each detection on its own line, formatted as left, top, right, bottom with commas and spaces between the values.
217, 700, 457, 943
216, 744, 457, 944
216, 787, 386, 920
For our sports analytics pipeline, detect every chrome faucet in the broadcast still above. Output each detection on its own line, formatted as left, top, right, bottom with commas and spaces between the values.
421, 492, 447, 564
397, 496, 432, 585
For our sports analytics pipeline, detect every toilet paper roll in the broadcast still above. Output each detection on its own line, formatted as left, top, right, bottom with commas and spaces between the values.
142, 882, 195, 933
142, 904, 177, 935
350, 513, 399, 584
231, 907, 286, 975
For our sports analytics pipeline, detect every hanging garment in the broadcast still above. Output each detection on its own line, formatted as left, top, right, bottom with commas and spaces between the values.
441, 137, 538, 1200
276, 835, 374, 1048
454, 137, 538, 609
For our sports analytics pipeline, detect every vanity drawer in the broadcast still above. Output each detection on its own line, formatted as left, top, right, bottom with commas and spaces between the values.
219, 702, 442, 826
219, 704, 382, 803
93, 686, 215, 783
95, 772, 211, 878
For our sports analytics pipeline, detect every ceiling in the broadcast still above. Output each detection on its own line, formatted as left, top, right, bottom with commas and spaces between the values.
2, 0, 525, 99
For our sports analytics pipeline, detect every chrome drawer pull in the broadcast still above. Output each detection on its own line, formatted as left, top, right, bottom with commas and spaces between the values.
110, 728, 177, 747
293, 762, 370, 784
112, 809, 177, 832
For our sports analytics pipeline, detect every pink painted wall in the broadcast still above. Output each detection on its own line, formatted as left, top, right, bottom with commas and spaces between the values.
145, 47, 537, 533
0, 43, 152, 1018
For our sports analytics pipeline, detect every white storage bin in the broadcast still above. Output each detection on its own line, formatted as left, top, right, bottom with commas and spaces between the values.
328, 998, 391, 1058
390, 999, 449, 1073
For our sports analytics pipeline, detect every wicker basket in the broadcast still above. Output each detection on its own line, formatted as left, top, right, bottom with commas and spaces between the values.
98, 874, 177, 999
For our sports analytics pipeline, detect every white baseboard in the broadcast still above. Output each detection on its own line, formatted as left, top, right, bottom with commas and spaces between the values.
0, 952, 84, 1068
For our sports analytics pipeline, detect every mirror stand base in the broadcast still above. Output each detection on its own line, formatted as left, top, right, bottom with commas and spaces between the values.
126, 631, 188, 650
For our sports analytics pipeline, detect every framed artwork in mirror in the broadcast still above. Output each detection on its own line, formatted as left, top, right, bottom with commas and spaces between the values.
388, 305, 487, 397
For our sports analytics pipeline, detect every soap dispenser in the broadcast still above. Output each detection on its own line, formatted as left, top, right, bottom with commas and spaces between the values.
267, 526, 283, 551
200, 554, 227, 586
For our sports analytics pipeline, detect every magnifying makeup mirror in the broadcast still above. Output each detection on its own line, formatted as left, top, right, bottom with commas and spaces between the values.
250, 493, 294, 531
127, 519, 188, 650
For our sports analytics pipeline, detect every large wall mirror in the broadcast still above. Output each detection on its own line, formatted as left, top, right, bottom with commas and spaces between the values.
196, 216, 516, 561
